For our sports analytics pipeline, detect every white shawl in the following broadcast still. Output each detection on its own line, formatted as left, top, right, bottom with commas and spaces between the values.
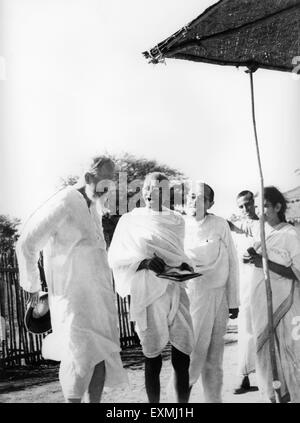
108, 207, 192, 330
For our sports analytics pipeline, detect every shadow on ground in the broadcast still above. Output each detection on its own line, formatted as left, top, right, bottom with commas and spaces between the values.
0, 325, 237, 395
0, 344, 173, 394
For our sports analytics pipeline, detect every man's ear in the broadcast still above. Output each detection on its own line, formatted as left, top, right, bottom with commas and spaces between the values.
208, 200, 215, 209
275, 203, 282, 214
84, 172, 91, 184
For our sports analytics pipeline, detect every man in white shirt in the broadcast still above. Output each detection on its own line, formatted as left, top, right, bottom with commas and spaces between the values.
16, 156, 127, 403
228, 190, 260, 394
185, 184, 240, 402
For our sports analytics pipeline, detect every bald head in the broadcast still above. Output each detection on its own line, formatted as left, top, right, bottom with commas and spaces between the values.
83, 155, 115, 203
86, 155, 114, 176
143, 172, 169, 187
143, 172, 170, 211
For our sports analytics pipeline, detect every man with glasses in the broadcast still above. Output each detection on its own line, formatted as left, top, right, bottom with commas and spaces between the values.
108, 172, 195, 403
185, 183, 239, 402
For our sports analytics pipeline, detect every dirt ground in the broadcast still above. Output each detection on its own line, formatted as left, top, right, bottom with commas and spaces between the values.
0, 329, 267, 403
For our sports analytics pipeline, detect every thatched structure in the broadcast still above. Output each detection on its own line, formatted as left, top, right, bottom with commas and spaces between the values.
144, 0, 300, 73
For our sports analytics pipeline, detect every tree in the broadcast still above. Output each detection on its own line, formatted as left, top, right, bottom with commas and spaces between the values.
0, 215, 21, 253
59, 152, 185, 189
111, 152, 184, 182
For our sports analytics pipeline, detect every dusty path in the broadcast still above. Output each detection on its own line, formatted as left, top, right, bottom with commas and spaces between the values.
0, 333, 267, 403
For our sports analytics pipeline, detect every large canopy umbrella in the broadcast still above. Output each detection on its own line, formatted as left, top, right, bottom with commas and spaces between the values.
143, 0, 300, 403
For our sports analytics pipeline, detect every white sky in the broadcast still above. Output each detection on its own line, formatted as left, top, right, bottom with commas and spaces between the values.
1, 0, 300, 221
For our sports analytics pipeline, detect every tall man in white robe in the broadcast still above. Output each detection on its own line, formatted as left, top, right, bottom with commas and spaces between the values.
16, 156, 127, 403
228, 190, 260, 393
108, 172, 195, 403
185, 184, 240, 403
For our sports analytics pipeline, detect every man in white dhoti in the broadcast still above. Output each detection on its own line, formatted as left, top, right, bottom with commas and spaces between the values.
16, 156, 127, 403
185, 184, 239, 403
108, 172, 195, 403
228, 190, 260, 393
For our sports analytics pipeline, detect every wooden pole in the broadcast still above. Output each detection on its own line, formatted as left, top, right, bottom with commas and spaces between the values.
249, 71, 282, 403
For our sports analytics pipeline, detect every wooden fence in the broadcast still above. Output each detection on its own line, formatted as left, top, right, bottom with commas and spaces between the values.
0, 250, 139, 369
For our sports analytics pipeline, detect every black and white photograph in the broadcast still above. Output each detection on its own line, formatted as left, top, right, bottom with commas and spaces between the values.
1, 0, 300, 408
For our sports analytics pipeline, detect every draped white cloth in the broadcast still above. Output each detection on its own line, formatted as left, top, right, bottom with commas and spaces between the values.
108, 207, 194, 332
232, 219, 260, 377
184, 214, 240, 400
16, 186, 127, 390
250, 222, 300, 402
185, 214, 240, 308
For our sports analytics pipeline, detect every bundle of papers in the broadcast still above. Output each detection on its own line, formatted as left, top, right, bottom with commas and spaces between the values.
156, 266, 201, 282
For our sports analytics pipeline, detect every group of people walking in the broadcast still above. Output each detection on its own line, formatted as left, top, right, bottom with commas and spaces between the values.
16, 155, 300, 403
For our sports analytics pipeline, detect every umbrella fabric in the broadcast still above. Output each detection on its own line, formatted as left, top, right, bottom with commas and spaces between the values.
143, 0, 300, 73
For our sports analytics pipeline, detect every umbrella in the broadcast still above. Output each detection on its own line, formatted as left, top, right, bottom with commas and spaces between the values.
143, 0, 300, 403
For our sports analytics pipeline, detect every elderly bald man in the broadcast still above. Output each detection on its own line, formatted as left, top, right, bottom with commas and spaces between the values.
16, 155, 127, 403
108, 172, 195, 403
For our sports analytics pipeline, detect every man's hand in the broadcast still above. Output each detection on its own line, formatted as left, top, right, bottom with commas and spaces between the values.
180, 262, 194, 272
137, 256, 166, 274
28, 291, 40, 308
249, 254, 263, 268
229, 308, 239, 319
243, 247, 260, 265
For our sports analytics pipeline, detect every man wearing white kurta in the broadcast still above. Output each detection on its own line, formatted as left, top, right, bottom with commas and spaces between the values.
108, 172, 195, 403
16, 156, 127, 403
228, 190, 260, 393
185, 184, 239, 403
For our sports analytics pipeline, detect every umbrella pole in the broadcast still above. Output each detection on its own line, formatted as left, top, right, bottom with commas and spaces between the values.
249, 71, 282, 403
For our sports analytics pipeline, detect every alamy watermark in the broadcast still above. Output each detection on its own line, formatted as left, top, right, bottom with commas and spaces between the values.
93, 173, 206, 217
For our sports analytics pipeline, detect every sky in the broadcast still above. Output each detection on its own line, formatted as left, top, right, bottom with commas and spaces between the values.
1, 0, 300, 222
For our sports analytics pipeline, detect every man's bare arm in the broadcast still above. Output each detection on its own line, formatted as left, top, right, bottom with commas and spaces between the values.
251, 254, 297, 280
227, 220, 244, 234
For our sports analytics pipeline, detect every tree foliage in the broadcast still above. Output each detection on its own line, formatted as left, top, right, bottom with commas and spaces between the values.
59, 153, 184, 186
111, 152, 184, 182
0, 215, 21, 253
59, 152, 187, 212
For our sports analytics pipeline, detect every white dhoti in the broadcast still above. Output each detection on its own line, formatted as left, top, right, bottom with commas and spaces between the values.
232, 227, 259, 379
108, 207, 195, 358
58, 351, 124, 399
188, 286, 228, 402
135, 283, 194, 358
236, 263, 256, 377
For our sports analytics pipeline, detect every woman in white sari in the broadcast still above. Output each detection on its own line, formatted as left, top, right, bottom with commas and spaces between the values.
248, 186, 300, 403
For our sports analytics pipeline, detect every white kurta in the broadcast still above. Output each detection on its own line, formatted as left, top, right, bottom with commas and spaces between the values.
108, 207, 194, 354
232, 218, 260, 377
185, 214, 239, 307
16, 186, 127, 391
184, 214, 240, 401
